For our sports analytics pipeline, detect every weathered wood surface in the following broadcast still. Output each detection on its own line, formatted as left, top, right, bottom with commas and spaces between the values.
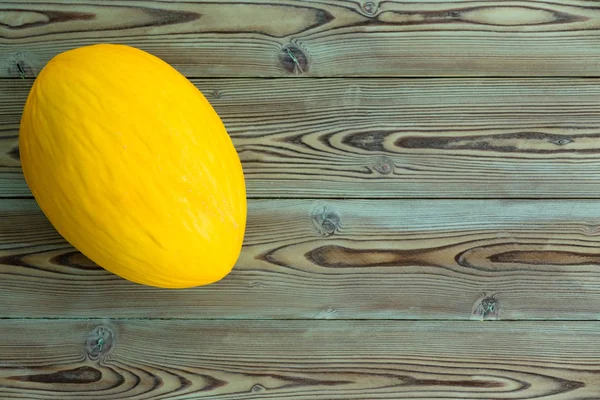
3, 4, 600, 399
3, 0, 600, 77
5, 78, 600, 198
1, 319, 599, 399
5, 198, 600, 320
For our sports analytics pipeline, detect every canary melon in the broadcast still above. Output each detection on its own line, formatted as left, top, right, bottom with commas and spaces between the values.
19, 44, 246, 288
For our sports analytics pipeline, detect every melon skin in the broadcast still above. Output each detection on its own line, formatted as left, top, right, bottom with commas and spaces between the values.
19, 44, 247, 288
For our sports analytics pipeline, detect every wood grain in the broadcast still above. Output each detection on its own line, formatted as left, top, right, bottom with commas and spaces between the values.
3, 0, 600, 77
5, 78, 600, 198
1, 319, 599, 399
4, 198, 600, 319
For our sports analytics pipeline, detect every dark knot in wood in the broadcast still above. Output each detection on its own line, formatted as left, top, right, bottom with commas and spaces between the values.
362, 1, 378, 16
85, 326, 116, 360
7, 51, 39, 78
9, 60, 33, 79
373, 157, 394, 175
473, 293, 499, 320
312, 205, 341, 236
280, 44, 309, 75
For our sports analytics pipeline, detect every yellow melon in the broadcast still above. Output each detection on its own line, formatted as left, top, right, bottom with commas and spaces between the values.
19, 44, 246, 288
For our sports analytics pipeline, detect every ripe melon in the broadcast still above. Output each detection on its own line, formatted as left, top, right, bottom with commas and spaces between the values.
19, 44, 246, 288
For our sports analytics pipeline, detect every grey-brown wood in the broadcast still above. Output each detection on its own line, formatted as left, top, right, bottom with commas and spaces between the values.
1, 319, 599, 399
4, 198, 600, 320
3, 0, 600, 77
6, 78, 600, 198
4, 4, 600, 400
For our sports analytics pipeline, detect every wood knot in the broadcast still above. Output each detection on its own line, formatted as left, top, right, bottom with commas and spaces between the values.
361, 1, 378, 16
311, 205, 341, 236
9, 61, 33, 79
7, 52, 37, 78
251, 384, 266, 393
211, 89, 222, 98
373, 157, 394, 175
552, 137, 572, 146
85, 326, 115, 360
472, 293, 500, 320
280, 44, 309, 75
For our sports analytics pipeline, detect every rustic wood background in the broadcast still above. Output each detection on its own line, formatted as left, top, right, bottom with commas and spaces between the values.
2, 1, 600, 399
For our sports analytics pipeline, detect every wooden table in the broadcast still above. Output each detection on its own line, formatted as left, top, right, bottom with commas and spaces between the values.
2, 1, 600, 399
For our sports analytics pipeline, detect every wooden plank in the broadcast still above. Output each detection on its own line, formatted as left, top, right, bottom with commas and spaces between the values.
1, 319, 599, 399
3, 0, 600, 77
4, 198, 600, 319
5, 78, 600, 198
